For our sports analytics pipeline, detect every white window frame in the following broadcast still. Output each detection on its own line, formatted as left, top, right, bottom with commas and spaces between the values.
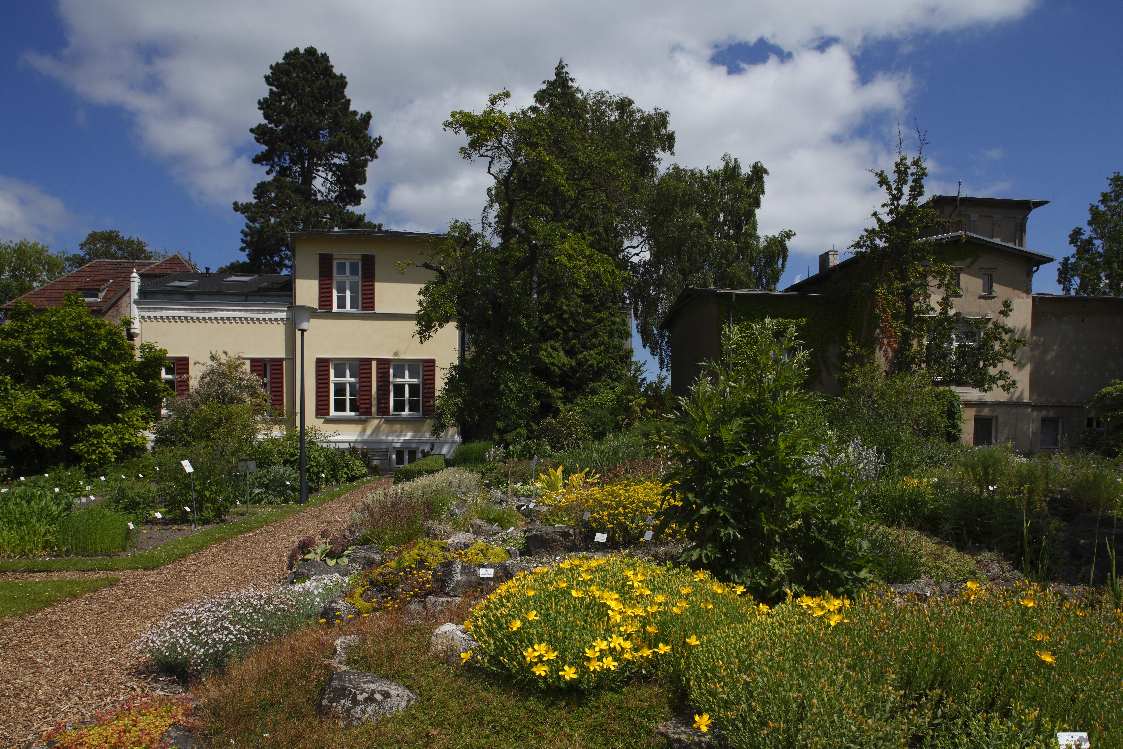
333, 257, 361, 312
390, 361, 422, 416
160, 362, 177, 416
330, 359, 360, 416
394, 447, 420, 467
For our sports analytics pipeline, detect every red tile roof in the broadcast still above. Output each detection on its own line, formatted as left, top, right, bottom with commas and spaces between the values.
3, 254, 196, 315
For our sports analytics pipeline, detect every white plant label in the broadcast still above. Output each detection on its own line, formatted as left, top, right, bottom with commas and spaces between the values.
1057, 733, 1090, 748
645, 516, 654, 524
478, 567, 495, 578
643, 530, 655, 542
153, 511, 163, 519
594, 532, 608, 543
528, 502, 537, 509
183, 506, 192, 513
127, 522, 135, 530
180, 459, 194, 473
582, 511, 591, 521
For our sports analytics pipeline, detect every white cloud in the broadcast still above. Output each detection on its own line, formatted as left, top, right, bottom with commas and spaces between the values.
27, 0, 1034, 256
0, 177, 72, 242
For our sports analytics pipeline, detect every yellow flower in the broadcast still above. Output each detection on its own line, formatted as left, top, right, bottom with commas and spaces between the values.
1031, 631, 1050, 642
685, 634, 701, 646
732, 584, 746, 595
584, 647, 599, 658
693, 570, 707, 582
525, 588, 536, 597
541, 648, 559, 661
560, 665, 577, 681
645, 625, 659, 634
653, 594, 668, 603
656, 643, 671, 654
532, 663, 549, 677
524, 647, 538, 663
570, 588, 584, 598
964, 580, 981, 591
318, 618, 327, 624
555, 579, 568, 589
586, 658, 600, 671
1019, 597, 1036, 608
460, 650, 472, 663
693, 713, 712, 733
509, 618, 523, 631
526, 610, 540, 621
1035, 650, 1056, 665
757, 603, 771, 614
600, 655, 619, 670
609, 634, 626, 650
680, 586, 693, 595
827, 613, 847, 627
593, 638, 609, 652
638, 647, 654, 658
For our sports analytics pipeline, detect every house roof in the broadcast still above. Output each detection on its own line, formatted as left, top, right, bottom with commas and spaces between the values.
783, 232, 1055, 293
138, 271, 292, 302
288, 228, 445, 240
929, 195, 1050, 211
3, 255, 195, 314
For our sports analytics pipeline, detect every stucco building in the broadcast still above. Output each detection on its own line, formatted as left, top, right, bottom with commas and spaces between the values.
664, 196, 1123, 453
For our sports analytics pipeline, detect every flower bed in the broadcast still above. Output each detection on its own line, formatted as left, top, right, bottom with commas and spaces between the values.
539, 476, 681, 545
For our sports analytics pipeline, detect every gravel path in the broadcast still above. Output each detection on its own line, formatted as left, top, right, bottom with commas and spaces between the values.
0, 480, 385, 748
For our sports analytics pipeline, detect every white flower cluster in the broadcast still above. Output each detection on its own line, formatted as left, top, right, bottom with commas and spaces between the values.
805, 436, 884, 484
136, 574, 347, 675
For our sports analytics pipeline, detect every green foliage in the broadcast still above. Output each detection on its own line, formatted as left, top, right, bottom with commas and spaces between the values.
1086, 378, 1123, 455
0, 238, 65, 305
233, 46, 381, 272
0, 485, 71, 557
1058, 172, 1123, 296
0, 297, 165, 471
56, 506, 131, 556
251, 429, 369, 491
417, 62, 670, 441
248, 464, 299, 504
357, 468, 482, 549
63, 228, 164, 272
661, 319, 870, 599
392, 454, 447, 484
449, 441, 494, 467
867, 525, 977, 583
635, 156, 793, 367
830, 361, 962, 476
153, 352, 270, 449
683, 585, 1122, 748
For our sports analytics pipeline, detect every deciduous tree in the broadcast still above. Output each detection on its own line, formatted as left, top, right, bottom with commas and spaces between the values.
1058, 172, 1123, 296
0, 239, 65, 304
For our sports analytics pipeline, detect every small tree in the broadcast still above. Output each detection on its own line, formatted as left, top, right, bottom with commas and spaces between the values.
153, 352, 270, 449
1058, 172, 1123, 297
660, 319, 870, 599
0, 297, 165, 470
0, 239, 65, 304
64, 229, 165, 272
1086, 379, 1123, 456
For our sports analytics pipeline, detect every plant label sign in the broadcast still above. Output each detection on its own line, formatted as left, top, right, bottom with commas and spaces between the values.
643, 530, 655, 542
645, 516, 654, 525
594, 532, 608, 544
180, 459, 194, 474
478, 567, 495, 578
582, 511, 591, 521
1057, 733, 1090, 748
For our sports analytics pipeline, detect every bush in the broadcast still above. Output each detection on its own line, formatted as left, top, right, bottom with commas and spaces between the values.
0, 485, 71, 557
539, 479, 680, 546
661, 320, 870, 599
56, 507, 131, 556
248, 465, 299, 504
449, 440, 494, 467
136, 575, 347, 675
356, 468, 482, 549
105, 480, 160, 517
550, 427, 653, 476
682, 584, 1123, 747
867, 525, 977, 583
465, 555, 754, 692
252, 430, 369, 491
393, 454, 446, 484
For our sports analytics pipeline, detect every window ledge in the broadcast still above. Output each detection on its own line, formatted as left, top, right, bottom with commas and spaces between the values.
382, 414, 428, 420
979, 293, 997, 300
323, 415, 371, 422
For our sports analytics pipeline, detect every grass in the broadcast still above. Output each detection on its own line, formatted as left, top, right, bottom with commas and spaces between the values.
0, 576, 118, 619
0, 480, 371, 573
198, 607, 674, 749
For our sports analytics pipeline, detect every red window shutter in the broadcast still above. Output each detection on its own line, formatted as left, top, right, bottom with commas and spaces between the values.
173, 357, 190, 398
375, 359, 391, 416
318, 253, 333, 311
358, 358, 373, 416
360, 254, 375, 311
422, 359, 436, 416
315, 358, 330, 417
249, 358, 265, 381
269, 358, 285, 415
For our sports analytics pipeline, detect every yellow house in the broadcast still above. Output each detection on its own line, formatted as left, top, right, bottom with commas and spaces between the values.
134, 229, 460, 470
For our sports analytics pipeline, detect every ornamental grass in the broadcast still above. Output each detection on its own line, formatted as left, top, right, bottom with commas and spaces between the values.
464, 555, 753, 692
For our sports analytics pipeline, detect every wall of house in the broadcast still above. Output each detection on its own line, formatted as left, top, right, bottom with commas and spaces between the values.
138, 316, 289, 385
668, 294, 722, 396
933, 202, 1034, 247
1030, 296, 1123, 405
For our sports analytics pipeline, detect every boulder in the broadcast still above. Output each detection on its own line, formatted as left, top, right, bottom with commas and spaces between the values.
433, 559, 512, 597
321, 598, 361, 623
332, 634, 362, 671
424, 519, 456, 540
162, 725, 198, 749
523, 524, 579, 555
288, 559, 337, 583
656, 718, 715, 748
347, 544, 384, 571
320, 671, 418, 726
445, 531, 480, 550
469, 518, 502, 537
429, 623, 479, 666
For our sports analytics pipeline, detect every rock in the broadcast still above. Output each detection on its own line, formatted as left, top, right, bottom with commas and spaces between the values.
424, 519, 456, 540
332, 635, 362, 671
433, 559, 512, 597
162, 725, 197, 748
320, 671, 418, 726
429, 622, 479, 666
347, 544, 383, 570
288, 558, 337, 583
469, 518, 502, 537
321, 598, 360, 622
445, 531, 480, 550
656, 717, 715, 748
523, 525, 579, 555
404, 595, 463, 617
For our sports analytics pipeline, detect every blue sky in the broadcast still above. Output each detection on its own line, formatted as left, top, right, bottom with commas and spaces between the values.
0, 1, 1120, 375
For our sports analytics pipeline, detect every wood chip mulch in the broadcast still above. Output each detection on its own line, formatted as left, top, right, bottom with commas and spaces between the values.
0, 479, 386, 748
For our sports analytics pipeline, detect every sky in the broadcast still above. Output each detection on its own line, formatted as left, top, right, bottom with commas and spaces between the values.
0, 1, 1120, 374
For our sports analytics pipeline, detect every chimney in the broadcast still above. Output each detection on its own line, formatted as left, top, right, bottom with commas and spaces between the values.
818, 250, 838, 274
128, 269, 141, 339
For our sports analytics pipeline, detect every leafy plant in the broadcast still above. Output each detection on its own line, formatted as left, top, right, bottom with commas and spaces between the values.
449, 440, 494, 467
539, 480, 680, 546
392, 454, 446, 484
0, 485, 71, 557
56, 507, 131, 556
248, 464, 299, 504
867, 525, 977, 583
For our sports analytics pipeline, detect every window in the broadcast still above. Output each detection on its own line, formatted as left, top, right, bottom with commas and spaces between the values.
333, 259, 361, 311
331, 360, 359, 415
981, 271, 995, 296
951, 268, 963, 296
260, 361, 274, 395
973, 416, 995, 446
390, 362, 422, 415
1086, 416, 1106, 433
1040, 417, 1061, 450
394, 448, 419, 467
160, 362, 177, 416
79, 287, 103, 302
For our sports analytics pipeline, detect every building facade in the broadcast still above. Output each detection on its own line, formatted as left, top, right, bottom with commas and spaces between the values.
664, 196, 1123, 453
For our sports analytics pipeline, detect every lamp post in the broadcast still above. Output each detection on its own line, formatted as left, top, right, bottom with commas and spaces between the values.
290, 305, 314, 504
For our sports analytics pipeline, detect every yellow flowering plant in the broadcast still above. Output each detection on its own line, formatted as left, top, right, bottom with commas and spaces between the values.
464, 554, 755, 691
539, 479, 682, 546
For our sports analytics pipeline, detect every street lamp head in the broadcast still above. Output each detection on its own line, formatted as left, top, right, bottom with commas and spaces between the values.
289, 304, 314, 332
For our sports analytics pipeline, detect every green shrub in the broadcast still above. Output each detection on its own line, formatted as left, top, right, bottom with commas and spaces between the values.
0, 485, 71, 556
248, 465, 299, 504
56, 506, 131, 556
393, 454, 446, 484
550, 427, 652, 475
105, 480, 160, 517
467, 501, 524, 530
661, 320, 870, 599
867, 525, 977, 583
682, 584, 1122, 747
252, 430, 368, 491
356, 468, 481, 549
864, 475, 945, 528
449, 440, 494, 467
